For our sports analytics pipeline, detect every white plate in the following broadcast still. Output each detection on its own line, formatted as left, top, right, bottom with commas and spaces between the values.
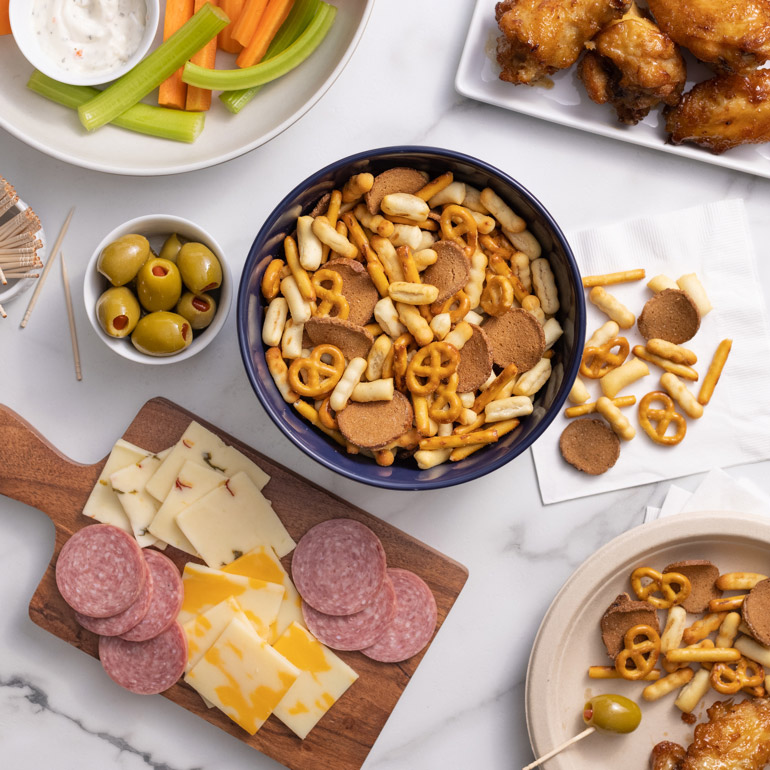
0, 0, 373, 176
525, 510, 770, 769
455, 0, 770, 179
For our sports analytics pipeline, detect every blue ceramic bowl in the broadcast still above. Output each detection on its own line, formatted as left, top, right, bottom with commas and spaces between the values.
237, 146, 585, 490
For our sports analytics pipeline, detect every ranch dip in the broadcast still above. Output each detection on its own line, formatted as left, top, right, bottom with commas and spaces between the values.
31, 0, 147, 76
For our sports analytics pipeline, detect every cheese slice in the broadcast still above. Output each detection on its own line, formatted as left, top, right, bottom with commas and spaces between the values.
183, 596, 252, 673
272, 622, 358, 740
145, 421, 225, 502
223, 545, 304, 638
206, 444, 270, 491
185, 616, 301, 735
82, 439, 148, 532
176, 471, 295, 568
178, 563, 284, 642
110, 454, 165, 548
147, 460, 225, 555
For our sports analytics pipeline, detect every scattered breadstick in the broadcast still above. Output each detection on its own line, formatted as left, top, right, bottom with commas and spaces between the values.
642, 667, 693, 701
589, 286, 635, 329
715, 613, 742, 648
647, 274, 678, 293
587, 665, 660, 681
665, 647, 740, 664
646, 338, 697, 366
565, 395, 636, 418
582, 269, 646, 287
632, 345, 698, 381
717, 572, 768, 591
418, 428, 498, 451
600, 357, 649, 399
735, 636, 770, 668
596, 397, 635, 440
677, 273, 712, 316
568, 377, 590, 405
585, 320, 620, 348
674, 668, 711, 714
709, 595, 746, 613
698, 339, 732, 405
683, 612, 727, 645
661, 372, 703, 419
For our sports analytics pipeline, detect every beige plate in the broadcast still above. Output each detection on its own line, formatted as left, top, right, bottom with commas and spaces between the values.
525, 510, 770, 768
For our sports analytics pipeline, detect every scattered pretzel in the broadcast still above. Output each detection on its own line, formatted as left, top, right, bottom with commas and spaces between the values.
433, 290, 471, 324
638, 391, 687, 446
405, 341, 460, 395
580, 336, 630, 379
615, 624, 661, 681
711, 658, 765, 695
312, 268, 350, 319
439, 204, 478, 257
287, 344, 346, 398
480, 274, 514, 317
429, 373, 463, 424
631, 566, 691, 609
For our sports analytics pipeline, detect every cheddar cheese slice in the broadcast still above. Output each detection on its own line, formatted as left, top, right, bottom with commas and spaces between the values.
185, 616, 301, 735
272, 622, 358, 740
183, 596, 251, 673
110, 454, 165, 548
206, 444, 270, 491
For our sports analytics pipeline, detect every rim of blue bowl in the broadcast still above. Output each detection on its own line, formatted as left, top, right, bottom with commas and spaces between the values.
237, 146, 586, 490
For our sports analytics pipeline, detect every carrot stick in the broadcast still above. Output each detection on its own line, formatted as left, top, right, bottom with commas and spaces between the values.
218, 0, 245, 52
186, 0, 219, 110
1, 0, 11, 36
236, 0, 295, 67
230, 0, 268, 48
158, 0, 196, 109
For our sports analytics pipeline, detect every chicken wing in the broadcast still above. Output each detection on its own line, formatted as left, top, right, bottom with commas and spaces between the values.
646, 0, 770, 73
650, 698, 770, 770
666, 69, 770, 153
577, 5, 686, 124
495, 0, 631, 86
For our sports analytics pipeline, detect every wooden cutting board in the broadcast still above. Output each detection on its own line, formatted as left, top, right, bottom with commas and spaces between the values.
0, 397, 468, 770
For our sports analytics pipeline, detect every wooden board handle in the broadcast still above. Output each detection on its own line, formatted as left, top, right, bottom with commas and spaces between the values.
0, 404, 96, 525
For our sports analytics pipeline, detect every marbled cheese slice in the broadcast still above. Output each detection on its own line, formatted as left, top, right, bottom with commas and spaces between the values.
272, 622, 358, 740
82, 439, 148, 532
147, 460, 225, 555
223, 545, 304, 638
185, 616, 301, 735
183, 596, 252, 673
145, 421, 225, 502
110, 454, 165, 548
206, 444, 270, 491
176, 471, 295, 568
178, 563, 284, 641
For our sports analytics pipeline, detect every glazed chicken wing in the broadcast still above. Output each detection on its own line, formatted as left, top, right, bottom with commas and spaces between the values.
646, 0, 770, 72
650, 699, 770, 770
666, 69, 770, 153
577, 5, 687, 124
495, 0, 631, 86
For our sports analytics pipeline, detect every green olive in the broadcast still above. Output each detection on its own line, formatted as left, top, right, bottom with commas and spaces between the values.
96, 286, 141, 338
583, 694, 641, 733
131, 311, 192, 356
176, 291, 217, 330
97, 234, 150, 287
159, 233, 183, 263
177, 242, 222, 294
136, 257, 183, 312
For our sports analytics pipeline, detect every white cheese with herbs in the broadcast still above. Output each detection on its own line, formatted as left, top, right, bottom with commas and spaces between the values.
109, 453, 165, 548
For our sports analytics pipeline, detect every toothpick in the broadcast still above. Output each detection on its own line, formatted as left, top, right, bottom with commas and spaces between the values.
0, 302, 6, 319
20, 207, 75, 329
522, 726, 596, 770
60, 255, 82, 381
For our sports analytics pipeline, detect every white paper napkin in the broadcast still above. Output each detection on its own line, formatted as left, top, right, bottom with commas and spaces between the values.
533, 199, 770, 504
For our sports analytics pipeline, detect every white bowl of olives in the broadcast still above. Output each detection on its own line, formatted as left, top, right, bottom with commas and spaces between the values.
84, 214, 231, 364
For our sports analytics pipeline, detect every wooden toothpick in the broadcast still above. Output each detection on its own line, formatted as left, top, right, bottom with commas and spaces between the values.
522, 726, 596, 770
60, 255, 82, 381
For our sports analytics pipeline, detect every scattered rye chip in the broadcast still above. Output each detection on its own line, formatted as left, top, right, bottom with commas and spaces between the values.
559, 418, 620, 475
456, 324, 493, 392
364, 168, 429, 215
482, 307, 546, 372
637, 289, 700, 344
663, 560, 721, 614
324, 257, 379, 326
742, 578, 770, 646
423, 240, 471, 305
600, 592, 661, 659
337, 391, 414, 450
305, 316, 374, 361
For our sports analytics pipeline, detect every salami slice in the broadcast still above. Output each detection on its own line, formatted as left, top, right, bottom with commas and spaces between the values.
56, 524, 146, 618
99, 621, 187, 695
119, 550, 183, 642
302, 575, 397, 651
291, 519, 387, 615
75, 563, 154, 637
361, 568, 437, 663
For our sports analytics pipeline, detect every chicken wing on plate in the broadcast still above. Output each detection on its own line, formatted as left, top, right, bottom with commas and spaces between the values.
577, 5, 687, 124
646, 0, 770, 73
666, 69, 770, 153
495, 0, 631, 86
650, 698, 770, 770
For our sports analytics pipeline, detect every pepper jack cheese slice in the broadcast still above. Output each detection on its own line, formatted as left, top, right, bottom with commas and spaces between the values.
148, 460, 226, 555
82, 439, 148, 533
110, 454, 166, 549
145, 421, 225, 502
176, 471, 295, 567
272, 622, 358, 740
205, 445, 270, 491
223, 545, 304, 638
185, 615, 301, 735
183, 596, 253, 673
178, 563, 285, 642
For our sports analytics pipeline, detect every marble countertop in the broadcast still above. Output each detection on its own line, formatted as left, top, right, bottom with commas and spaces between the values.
2, 0, 770, 768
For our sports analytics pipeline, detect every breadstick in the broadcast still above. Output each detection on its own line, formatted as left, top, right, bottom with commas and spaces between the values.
677, 273, 712, 316
600, 357, 649, 398
674, 669, 711, 714
589, 286, 635, 329
568, 376, 590, 405
596, 397, 635, 440
586, 320, 620, 349
698, 339, 732, 405
646, 339, 697, 366
632, 345, 698, 381
565, 395, 635, 418
643, 667, 693, 701
582, 269, 646, 287
351, 378, 394, 402
661, 372, 703, 419
647, 274, 678, 293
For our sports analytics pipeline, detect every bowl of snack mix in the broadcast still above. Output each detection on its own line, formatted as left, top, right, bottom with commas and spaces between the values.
237, 146, 586, 490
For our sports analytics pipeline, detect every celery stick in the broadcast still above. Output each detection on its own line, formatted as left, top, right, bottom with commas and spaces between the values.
219, 0, 321, 115
183, 3, 336, 92
78, 3, 229, 132
27, 71, 205, 143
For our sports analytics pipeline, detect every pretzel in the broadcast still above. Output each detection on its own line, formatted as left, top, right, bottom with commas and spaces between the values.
351, 378, 394, 403
262, 297, 289, 347
296, 215, 323, 271
405, 341, 460, 395
698, 339, 732, 406
683, 612, 727, 645
716, 612, 742, 649
531, 258, 559, 315
388, 281, 438, 305
450, 419, 518, 461
589, 286, 636, 329
280, 275, 313, 324
341, 172, 374, 203
330, 357, 367, 412
582, 269, 646, 287
638, 391, 687, 446
341, 211, 378, 265
480, 274, 514, 317
392, 332, 413, 393
354, 205, 394, 238
596, 396, 635, 441
674, 668, 711, 714
716, 572, 768, 591
479, 188, 525, 233
580, 337, 630, 379
288, 344, 346, 398
412, 393, 436, 437
587, 665, 660, 681
418, 427, 499, 451
261, 259, 284, 300
281, 318, 304, 360
600, 357, 649, 399
366, 334, 392, 381
709, 595, 746, 613
711, 658, 764, 694
632, 345, 698, 381
429, 312, 451, 340
266, 347, 299, 404
565, 395, 636, 418
311, 216, 358, 260
646, 338, 697, 366
677, 273, 712, 316
661, 373, 703, 419
429, 373, 463, 424
416, 171, 453, 202
396, 302, 433, 346
473, 363, 519, 413
642, 667, 693, 702
283, 235, 316, 303
484, 396, 533, 422
322, 190, 343, 263
631, 566, 691, 609
513, 357, 552, 397
440, 204, 478, 257
666, 646, 740, 664
293, 399, 346, 447
381, 193, 430, 223
434, 291, 471, 324
615, 624, 661, 681
312, 268, 350, 320
373, 297, 407, 338
647, 273, 678, 293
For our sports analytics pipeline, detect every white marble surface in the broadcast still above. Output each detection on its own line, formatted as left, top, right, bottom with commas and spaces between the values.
1, 0, 770, 768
